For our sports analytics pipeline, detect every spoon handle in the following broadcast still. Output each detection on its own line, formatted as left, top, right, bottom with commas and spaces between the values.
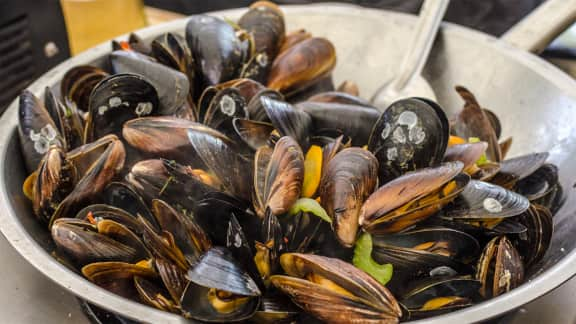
392, 0, 450, 91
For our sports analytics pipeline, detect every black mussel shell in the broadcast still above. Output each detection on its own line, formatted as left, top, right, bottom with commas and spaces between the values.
103, 182, 158, 229
368, 98, 449, 184
260, 96, 311, 149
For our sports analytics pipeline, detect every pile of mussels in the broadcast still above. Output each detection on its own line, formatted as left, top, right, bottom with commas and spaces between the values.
17, 1, 563, 323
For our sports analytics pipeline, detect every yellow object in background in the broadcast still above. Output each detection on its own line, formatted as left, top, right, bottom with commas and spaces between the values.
60, 0, 148, 55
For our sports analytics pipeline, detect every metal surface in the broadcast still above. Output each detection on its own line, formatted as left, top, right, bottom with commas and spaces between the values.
1, 3, 576, 324
371, 0, 448, 109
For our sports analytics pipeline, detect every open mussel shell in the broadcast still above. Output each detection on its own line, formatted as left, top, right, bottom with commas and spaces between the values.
82, 261, 156, 300
513, 204, 553, 267
374, 227, 480, 263
401, 276, 481, 320
134, 275, 181, 313
52, 218, 147, 267
267, 37, 336, 95
297, 101, 380, 146
181, 247, 261, 322
151, 199, 211, 265
444, 180, 530, 219
66, 134, 120, 177
251, 294, 301, 324
110, 50, 189, 115
260, 96, 312, 149
238, 1, 285, 84
444, 142, 488, 174
60, 65, 108, 112
185, 15, 245, 86
279, 210, 323, 253
452, 86, 502, 162
154, 257, 189, 307
76, 204, 143, 235
232, 118, 274, 150
516, 163, 559, 203
476, 236, 524, 298
271, 253, 402, 323
50, 137, 126, 226
368, 98, 449, 184
126, 159, 218, 211
84, 74, 159, 143
33, 146, 76, 224
253, 136, 304, 218
18, 90, 65, 172
491, 152, 549, 188
319, 148, 378, 247
360, 162, 464, 234
45, 87, 84, 151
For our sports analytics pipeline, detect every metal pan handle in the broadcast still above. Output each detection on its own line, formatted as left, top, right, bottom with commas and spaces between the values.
502, 0, 576, 54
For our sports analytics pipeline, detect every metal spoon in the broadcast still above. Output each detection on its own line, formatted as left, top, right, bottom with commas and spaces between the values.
371, 0, 450, 110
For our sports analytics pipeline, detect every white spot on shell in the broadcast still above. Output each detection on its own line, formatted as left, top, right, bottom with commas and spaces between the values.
380, 123, 391, 140
387, 147, 398, 161
33, 138, 49, 154
200, 16, 214, 24
234, 233, 242, 248
135, 102, 153, 116
109, 97, 122, 107
483, 197, 503, 213
392, 127, 406, 144
397, 111, 418, 128
430, 266, 458, 277
29, 130, 41, 141
499, 269, 512, 288
409, 126, 426, 144
98, 105, 108, 115
41, 124, 57, 141
220, 95, 236, 116
256, 53, 268, 67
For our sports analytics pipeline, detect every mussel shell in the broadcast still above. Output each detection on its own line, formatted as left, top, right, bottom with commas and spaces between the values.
50, 137, 126, 226
516, 163, 558, 201
286, 74, 335, 102
18, 90, 64, 172
33, 146, 76, 224
152, 199, 211, 265
298, 101, 380, 146
272, 253, 401, 323
60, 65, 108, 112
126, 159, 218, 211
514, 204, 553, 267
452, 86, 502, 162
67, 134, 119, 177
103, 182, 158, 229
52, 219, 144, 266
84, 74, 159, 143
443, 142, 488, 173
319, 148, 378, 247
444, 180, 530, 219
476, 236, 524, 298
267, 37, 336, 94
279, 211, 323, 253
368, 98, 449, 184
278, 29, 311, 54
233, 118, 274, 151
123, 116, 233, 164
251, 294, 301, 324
360, 162, 463, 230
76, 204, 142, 235
181, 247, 261, 322
82, 261, 155, 300
45, 87, 84, 150
185, 15, 245, 86
401, 276, 480, 319
187, 127, 252, 201
374, 227, 480, 262
497, 152, 549, 182
261, 96, 312, 149
134, 275, 180, 313
110, 50, 189, 115
253, 136, 304, 217
202, 88, 248, 135
238, 1, 285, 84
247, 89, 283, 121
154, 257, 189, 306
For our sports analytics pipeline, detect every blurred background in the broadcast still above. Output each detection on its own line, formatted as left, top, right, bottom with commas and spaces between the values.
1, 0, 576, 115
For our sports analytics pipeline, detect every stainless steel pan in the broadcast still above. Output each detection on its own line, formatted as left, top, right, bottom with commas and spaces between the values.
1, 1, 576, 323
